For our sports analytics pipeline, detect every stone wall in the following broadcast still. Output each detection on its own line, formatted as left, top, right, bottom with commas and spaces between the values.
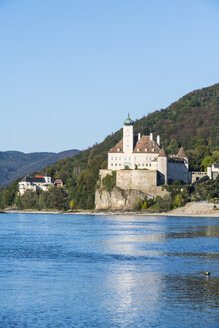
116, 170, 157, 191
167, 162, 190, 184
99, 169, 167, 198
191, 171, 208, 183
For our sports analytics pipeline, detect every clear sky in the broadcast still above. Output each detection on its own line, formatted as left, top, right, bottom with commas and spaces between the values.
0, 0, 218, 153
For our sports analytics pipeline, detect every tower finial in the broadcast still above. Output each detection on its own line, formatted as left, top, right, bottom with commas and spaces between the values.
124, 113, 134, 126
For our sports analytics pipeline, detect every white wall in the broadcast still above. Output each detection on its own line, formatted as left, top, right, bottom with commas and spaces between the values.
108, 152, 159, 170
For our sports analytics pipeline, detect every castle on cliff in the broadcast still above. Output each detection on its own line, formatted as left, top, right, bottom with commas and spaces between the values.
107, 114, 190, 185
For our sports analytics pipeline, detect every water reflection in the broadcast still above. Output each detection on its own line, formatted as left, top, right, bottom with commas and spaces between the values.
163, 226, 219, 239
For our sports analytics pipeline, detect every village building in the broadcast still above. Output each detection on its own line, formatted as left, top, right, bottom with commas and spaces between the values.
54, 179, 63, 187
207, 163, 219, 180
18, 172, 53, 195
107, 114, 190, 185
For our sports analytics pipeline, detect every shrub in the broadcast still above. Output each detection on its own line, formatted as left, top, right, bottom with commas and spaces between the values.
151, 196, 173, 212
142, 201, 147, 209
135, 199, 144, 211
69, 199, 75, 210
102, 171, 116, 192
173, 193, 185, 208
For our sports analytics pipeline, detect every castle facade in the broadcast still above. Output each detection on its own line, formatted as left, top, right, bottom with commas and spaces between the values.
107, 115, 190, 185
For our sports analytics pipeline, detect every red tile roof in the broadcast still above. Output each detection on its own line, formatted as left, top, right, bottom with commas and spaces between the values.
133, 136, 160, 153
109, 139, 123, 153
109, 135, 161, 154
158, 148, 167, 157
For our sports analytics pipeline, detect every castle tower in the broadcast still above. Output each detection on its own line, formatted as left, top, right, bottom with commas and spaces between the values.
157, 148, 168, 184
123, 114, 134, 154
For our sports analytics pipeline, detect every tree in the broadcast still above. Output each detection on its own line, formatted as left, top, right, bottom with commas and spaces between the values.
102, 172, 116, 192
173, 194, 185, 208
142, 201, 147, 209
201, 152, 219, 171
166, 139, 179, 154
69, 199, 75, 210
48, 187, 68, 210
21, 190, 38, 209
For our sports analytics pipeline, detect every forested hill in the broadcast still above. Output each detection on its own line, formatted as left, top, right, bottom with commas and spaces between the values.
1, 83, 218, 210
0, 149, 80, 187
134, 83, 219, 151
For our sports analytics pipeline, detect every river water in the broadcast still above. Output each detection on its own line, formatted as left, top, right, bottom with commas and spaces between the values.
0, 213, 218, 328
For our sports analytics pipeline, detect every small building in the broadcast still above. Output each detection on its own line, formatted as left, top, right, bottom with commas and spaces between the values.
18, 172, 53, 195
54, 179, 63, 187
207, 163, 219, 180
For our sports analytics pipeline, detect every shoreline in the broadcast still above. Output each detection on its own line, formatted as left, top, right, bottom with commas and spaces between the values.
4, 208, 219, 218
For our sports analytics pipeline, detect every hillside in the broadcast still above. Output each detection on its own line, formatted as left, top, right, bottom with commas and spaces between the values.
0, 149, 80, 187
0, 83, 218, 210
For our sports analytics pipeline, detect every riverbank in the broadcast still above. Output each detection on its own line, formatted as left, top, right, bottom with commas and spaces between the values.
3, 201, 219, 217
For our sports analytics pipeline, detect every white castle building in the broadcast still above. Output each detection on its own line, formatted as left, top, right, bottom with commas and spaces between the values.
107, 115, 190, 185
18, 172, 53, 195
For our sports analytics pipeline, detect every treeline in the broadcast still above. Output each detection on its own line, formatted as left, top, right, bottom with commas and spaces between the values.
15, 187, 68, 210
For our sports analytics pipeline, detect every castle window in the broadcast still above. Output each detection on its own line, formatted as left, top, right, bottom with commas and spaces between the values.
128, 157, 131, 161
142, 163, 144, 166
145, 148, 148, 152
111, 163, 113, 166
134, 157, 136, 160
119, 157, 121, 160
146, 157, 148, 160
115, 163, 117, 166
115, 157, 117, 160
117, 148, 120, 152
149, 164, 151, 167
152, 149, 154, 152
137, 149, 139, 152
111, 157, 113, 160
119, 163, 121, 166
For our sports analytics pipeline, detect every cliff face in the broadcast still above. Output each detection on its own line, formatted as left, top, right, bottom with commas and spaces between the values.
95, 187, 151, 210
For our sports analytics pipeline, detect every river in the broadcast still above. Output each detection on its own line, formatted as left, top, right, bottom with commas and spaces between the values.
0, 213, 218, 327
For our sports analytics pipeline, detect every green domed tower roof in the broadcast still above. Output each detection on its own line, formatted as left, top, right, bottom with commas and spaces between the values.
123, 114, 134, 126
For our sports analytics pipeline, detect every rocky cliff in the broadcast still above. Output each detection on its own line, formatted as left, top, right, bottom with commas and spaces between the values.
95, 187, 150, 210
95, 185, 169, 210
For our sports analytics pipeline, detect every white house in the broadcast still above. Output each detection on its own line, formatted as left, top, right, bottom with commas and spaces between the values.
18, 172, 53, 195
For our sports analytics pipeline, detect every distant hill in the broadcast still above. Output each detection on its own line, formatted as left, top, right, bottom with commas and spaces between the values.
0, 149, 80, 187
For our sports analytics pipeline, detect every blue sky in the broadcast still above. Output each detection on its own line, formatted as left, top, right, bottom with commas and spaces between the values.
0, 0, 218, 153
